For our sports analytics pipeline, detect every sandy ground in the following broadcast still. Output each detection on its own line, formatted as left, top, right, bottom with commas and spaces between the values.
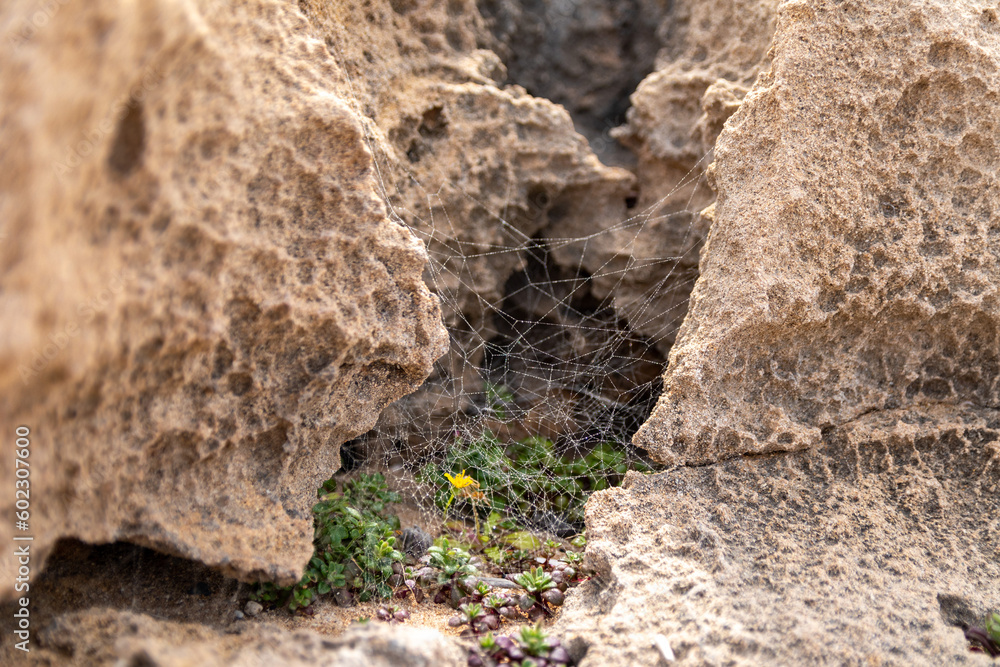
0, 495, 567, 664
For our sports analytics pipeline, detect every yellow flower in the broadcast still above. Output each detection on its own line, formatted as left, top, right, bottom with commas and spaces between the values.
444, 470, 479, 490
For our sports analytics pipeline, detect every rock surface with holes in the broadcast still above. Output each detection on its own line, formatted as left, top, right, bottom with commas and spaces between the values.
296, 1, 644, 457
560, 406, 1000, 666
477, 0, 670, 164
546, 0, 780, 354
636, 0, 1000, 464
558, 0, 1000, 664
0, 0, 448, 593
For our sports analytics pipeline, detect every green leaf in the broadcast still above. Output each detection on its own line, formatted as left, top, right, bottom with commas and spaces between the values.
987, 611, 1000, 644
484, 511, 503, 534
503, 531, 542, 550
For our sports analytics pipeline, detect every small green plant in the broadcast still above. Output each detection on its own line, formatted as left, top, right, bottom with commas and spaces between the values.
513, 567, 555, 595
989, 612, 1000, 644
484, 592, 518, 620
418, 538, 481, 608
419, 428, 648, 529
966, 610, 1000, 657
468, 624, 571, 666
512, 566, 564, 620
251, 473, 404, 610
518, 623, 552, 657
449, 602, 490, 635
427, 538, 478, 579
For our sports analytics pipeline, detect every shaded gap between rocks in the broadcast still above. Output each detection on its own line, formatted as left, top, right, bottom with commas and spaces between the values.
477, 0, 667, 167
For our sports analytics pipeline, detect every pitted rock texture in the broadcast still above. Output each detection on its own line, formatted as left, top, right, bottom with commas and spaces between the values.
545, 0, 779, 354
0, 0, 448, 594
298, 0, 635, 333
636, 0, 1000, 464
296, 0, 641, 453
15, 607, 463, 667
560, 407, 1000, 666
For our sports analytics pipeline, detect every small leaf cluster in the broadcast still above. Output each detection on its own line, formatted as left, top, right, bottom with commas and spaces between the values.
470, 624, 571, 667
252, 473, 404, 610
409, 538, 485, 608
448, 589, 518, 635
375, 604, 410, 623
966, 610, 1000, 657
511, 567, 565, 621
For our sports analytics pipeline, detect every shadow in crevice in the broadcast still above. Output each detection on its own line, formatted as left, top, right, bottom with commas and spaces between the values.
1, 539, 247, 634
477, 0, 668, 167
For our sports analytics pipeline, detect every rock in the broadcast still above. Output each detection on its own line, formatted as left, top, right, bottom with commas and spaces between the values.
635, 0, 1000, 465
478, 0, 669, 164
306, 0, 643, 459
559, 407, 1000, 666
546, 0, 780, 355
243, 601, 262, 618
0, 0, 448, 595
558, 0, 1000, 664
21, 607, 465, 667
334, 588, 354, 608
398, 526, 433, 560
541, 588, 564, 607
477, 576, 519, 590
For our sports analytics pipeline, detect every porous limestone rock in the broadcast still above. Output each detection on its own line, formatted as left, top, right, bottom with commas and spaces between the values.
561, 407, 1000, 665
297, 0, 640, 453
570, 0, 1000, 663
298, 0, 636, 333
636, 0, 1000, 464
544, 0, 780, 354
0, 0, 449, 594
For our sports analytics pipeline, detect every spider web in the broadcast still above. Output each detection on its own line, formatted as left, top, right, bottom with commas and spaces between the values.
319, 4, 717, 542
345, 139, 713, 538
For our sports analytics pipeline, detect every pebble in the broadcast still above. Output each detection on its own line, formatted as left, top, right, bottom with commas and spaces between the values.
244, 601, 263, 617
653, 634, 675, 663
479, 576, 519, 589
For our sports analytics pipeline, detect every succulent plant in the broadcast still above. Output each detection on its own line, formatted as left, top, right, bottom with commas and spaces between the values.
513, 567, 555, 594
428, 539, 479, 580
966, 611, 1000, 657
467, 624, 570, 666
375, 604, 410, 623
511, 566, 564, 620
422, 539, 484, 608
